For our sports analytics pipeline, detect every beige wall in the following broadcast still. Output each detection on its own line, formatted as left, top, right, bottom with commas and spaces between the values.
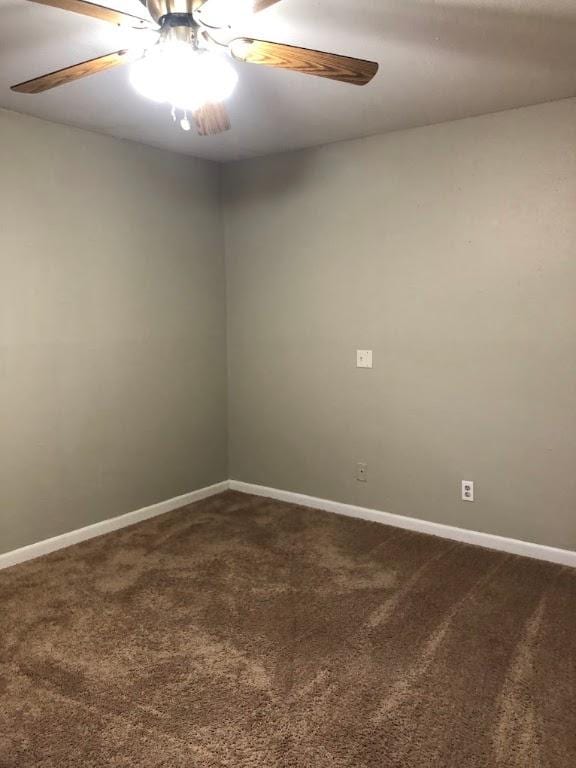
0, 109, 227, 555
3, 98, 575, 556
224, 99, 576, 550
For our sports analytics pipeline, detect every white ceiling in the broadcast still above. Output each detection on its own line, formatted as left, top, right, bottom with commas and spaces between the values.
1, 0, 576, 162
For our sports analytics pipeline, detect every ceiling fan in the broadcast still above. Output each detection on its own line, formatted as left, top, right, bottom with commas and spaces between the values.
11, 0, 379, 136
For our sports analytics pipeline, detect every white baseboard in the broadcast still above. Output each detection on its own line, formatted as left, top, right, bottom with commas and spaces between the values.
0, 481, 230, 572
229, 480, 576, 568
3, 478, 574, 572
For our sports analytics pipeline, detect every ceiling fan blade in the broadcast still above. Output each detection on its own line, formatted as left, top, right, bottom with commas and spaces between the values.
193, 102, 231, 136
11, 50, 131, 94
252, 0, 283, 11
230, 38, 378, 85
26, 0, 154, 28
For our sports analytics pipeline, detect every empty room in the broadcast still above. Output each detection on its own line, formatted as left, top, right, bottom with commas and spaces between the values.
1, 0, 575, 765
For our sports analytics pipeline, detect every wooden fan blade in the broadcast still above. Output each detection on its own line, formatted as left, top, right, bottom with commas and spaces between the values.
26, 0, 154, 28
193, 102, 231, 136
253, 0, 283, 11
230, 38, 378, 85
11, 50, 131, 94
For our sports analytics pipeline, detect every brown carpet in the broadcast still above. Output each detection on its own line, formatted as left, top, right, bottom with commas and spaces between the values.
0, 491, 575, 767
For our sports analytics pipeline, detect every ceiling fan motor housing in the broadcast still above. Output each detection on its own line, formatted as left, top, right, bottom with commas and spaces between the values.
158, 13, 198, 46
141, 0, 200, 25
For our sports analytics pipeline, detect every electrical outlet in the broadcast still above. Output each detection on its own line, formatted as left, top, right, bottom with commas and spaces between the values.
357, 462, 368, 482
461, 480, 474, 502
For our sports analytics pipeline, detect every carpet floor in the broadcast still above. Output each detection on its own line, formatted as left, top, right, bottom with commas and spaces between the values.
0, 491, 574, 767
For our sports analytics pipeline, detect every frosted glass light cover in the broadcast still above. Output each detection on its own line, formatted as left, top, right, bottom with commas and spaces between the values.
130, 45, 238, 111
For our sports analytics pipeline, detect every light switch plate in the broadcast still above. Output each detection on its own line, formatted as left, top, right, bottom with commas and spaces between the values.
356, 350, 373, 368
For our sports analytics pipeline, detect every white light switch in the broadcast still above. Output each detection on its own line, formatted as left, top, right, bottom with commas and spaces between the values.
356, 350, 373, 368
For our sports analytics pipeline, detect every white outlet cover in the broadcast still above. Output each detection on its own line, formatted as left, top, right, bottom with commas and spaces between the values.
356, 350, 373, 368
462, 480, 474, 502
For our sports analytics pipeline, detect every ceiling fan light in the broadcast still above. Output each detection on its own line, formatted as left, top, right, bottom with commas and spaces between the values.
197, 52, 238, 104
129, 47, 171, 104
129, 45, 238, 112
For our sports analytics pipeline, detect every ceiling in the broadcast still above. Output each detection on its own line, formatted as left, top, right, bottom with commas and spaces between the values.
1, 0, 576, 162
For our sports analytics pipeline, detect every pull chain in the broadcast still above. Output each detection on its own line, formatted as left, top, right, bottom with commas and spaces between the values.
180, 111, 191, 132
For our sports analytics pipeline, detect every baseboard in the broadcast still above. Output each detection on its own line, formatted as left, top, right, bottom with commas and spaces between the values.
0, 481, 230, 572
4, 478, 574, 572
229, 480, 576, 568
